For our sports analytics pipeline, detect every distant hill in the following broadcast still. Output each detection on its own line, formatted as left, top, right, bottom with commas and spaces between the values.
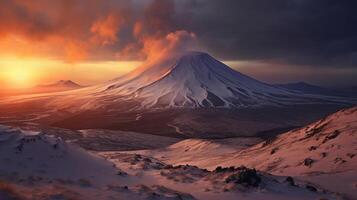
275, 82, 357, 98
33, 80, 83, 93
0, 80, 83, 97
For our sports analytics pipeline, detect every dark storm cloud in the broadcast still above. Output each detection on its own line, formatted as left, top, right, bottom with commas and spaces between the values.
175, 0, 357, 67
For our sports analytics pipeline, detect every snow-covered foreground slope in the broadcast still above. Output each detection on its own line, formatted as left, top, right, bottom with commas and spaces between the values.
225, 106, 357, 199
99, 151, 341, 200
0, 126, 195, 200
137, 106, 357, 199
0, 125, 117, 183
0, 125, 341, 200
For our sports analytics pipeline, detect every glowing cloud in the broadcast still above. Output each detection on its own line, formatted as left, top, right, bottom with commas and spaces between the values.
91, 14, 124, 46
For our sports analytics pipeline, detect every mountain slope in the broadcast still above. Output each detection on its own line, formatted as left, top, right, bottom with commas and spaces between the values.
0, 125, 117, 182
228, 106, 357, 175
224, 106, 357, 199
275, 82, 328, 94
138, 106, 357, 199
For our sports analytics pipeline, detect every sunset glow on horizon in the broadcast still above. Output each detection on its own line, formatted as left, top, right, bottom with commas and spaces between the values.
0, 56, 140, 89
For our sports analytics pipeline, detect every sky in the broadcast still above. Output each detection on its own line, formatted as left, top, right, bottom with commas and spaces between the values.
0, 0, 356, 89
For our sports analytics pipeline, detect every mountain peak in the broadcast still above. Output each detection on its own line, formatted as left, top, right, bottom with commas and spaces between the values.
100, 52, 353, 109
34, 80, 82, 93
180, 51, 209, 57
38, 80, 81, 88
57, 80, 72, 83
176, 51, 215, 64
104, 51, 301, 108
55, 80, 80, 87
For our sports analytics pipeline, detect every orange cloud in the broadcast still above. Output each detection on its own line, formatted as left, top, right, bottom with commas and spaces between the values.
0, 0, 196, 63
133, 21, 143, 38
64, 40, 89, 63
142, 30, 197, 62
115, 43, 145, 61
91, 14, 124, 46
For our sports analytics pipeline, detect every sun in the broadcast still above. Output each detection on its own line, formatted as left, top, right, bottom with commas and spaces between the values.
0, 58, 43, 89
5, 67, 33, 88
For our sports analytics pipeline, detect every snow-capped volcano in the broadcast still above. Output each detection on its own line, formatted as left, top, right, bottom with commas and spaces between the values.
100, 51, 343, 109
0, 51, 352, 113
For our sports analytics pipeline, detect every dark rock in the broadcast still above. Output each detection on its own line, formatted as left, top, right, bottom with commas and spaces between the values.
323, 130, 340, 143
303, 158, 315, 167
53, 143, 59, 149
285, 176, 295, 186
306, 185, 317, 192
214, 166, 223, 173
225, 168, 261, 187
262, 138, 276, 147
334, 157, 347, 164
117, 171, 127, 176
270, 147, 278, 154
228, 166, 235, 172
308, 146, 317, 151
214, 166, 238, 173
164, 165, 173, 169
347, 153, 355, 158
134, 154, 142, 160
151, 192, 159, 196
15, 143, 24, 153
303, 123, 328, 140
